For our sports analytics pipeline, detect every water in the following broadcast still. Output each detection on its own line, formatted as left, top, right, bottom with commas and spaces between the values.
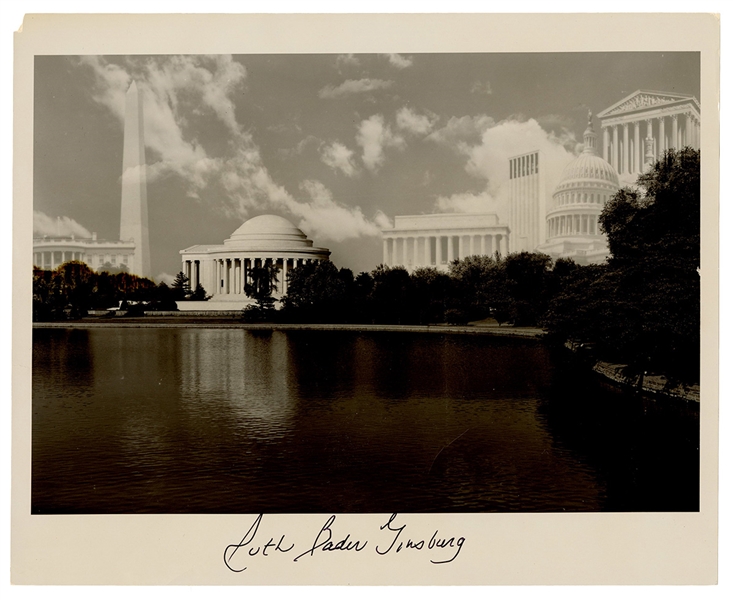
31, 327, 699, 514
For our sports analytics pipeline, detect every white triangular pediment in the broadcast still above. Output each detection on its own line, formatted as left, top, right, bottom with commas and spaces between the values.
598, 90, 698, 118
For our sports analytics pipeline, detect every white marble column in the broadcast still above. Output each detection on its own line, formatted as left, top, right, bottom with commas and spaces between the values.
282, 258, 289, 295
458, 235, 464, 260
634, 121, 641, 173
602, 127, 609, 162
622, 123, 629, 174
447, 235, 454, 262
658, 117, 666, 155
436, 236, 443, 265
671, 114, 679, 150
413, 237, 419, 267
645, 119, 655, 166
612, 125, 619, 171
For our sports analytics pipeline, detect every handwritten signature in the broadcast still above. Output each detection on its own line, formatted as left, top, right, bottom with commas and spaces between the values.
224, 513, 465, 572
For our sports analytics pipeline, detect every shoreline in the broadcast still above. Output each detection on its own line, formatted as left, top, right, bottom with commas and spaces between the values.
32, 319, 545, 338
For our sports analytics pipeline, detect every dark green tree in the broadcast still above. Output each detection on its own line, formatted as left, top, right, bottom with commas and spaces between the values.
281, 260, 351, 322
448, 254, 510, 323
171, 271, 191, 301
503, 251, 552, 326
242, 261, 280, 322
188, 282, 211, 301
410, 267, 453, 324
369, 264, 413, 324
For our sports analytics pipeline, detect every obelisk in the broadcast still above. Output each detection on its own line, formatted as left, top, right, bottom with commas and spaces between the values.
119, 80, 151, 278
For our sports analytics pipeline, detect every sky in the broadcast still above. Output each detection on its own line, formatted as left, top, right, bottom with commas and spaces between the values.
33, 52, 700, 281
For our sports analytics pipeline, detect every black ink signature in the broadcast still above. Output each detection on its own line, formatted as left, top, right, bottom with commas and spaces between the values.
376, 513, 465, 564
293, 515, 368, 562
223, 514, 295, 572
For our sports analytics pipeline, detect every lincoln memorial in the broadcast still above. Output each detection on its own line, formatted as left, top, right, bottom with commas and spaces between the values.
179, 214, 330, 310
381, 213, 510, 272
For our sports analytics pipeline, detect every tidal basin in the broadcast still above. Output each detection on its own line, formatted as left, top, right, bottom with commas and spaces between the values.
32, 327, 699, 514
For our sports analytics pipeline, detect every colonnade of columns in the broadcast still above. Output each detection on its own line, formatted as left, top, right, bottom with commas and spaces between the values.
34, 250, 87, 269
183, 256, 322, 297
547, 214, 598, 238
601, 110, 700, 177
383, 232, 508, 268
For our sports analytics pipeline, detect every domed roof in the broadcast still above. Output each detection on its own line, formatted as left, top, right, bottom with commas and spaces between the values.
554, 113, 619, 191
556, 153, 619, 188
224, 214, 321, 251
230, 214, 304, 237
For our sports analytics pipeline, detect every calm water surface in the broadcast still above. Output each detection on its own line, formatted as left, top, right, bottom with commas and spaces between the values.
32, 328, 699, 513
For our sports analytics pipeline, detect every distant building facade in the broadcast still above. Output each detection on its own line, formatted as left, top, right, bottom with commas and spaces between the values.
508, 150, 549, 253
33, 233, 135, 272
179, 214, 330, 310
598, 89, 700, 183
381, 213, 509, 272
33, 81, 150, 277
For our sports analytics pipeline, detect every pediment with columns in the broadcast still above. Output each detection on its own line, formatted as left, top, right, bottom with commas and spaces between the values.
598, 90, 699, 118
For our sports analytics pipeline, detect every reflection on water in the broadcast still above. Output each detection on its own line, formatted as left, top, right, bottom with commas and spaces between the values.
32, 328, 699, 513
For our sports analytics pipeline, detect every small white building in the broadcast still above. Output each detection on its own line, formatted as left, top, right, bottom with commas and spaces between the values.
33, 234, 136, 272
381, 213, 510, 272
179, 214, 330, 310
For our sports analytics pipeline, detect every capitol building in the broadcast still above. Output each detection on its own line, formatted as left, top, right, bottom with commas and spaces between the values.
381, 89, 700, 267
535, 113, 619, 264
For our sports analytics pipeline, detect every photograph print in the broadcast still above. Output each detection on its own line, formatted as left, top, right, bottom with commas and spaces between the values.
31, 51, 702, 515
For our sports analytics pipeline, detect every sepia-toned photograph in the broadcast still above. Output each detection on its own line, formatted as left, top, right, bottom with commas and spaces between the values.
12, 12, 719, 586
31, 51, 701, 514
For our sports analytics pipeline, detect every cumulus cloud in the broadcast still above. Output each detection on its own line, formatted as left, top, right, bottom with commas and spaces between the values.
433, 118, 578, 222
79, 55, 248, 196
435, 190, 499, 214
336, 54, 360, 68
470, 80, 493, 95
395, 107, 437, 136
318, 78, 393, 99
356, 114, 405, 172
386, 54, 413, 69
464, 118, 576, 185
34, 210, 92, 238
284, 180, 382, 242
427, 115, 496, 148
320, 142, 359, 177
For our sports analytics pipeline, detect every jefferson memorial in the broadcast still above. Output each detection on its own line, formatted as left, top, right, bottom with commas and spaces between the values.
179, 214, 330, 310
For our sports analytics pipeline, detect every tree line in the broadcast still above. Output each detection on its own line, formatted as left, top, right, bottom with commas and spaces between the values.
32, 263, 205, 320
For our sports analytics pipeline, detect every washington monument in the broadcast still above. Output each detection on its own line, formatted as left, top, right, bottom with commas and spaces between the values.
119, 80, 151, 278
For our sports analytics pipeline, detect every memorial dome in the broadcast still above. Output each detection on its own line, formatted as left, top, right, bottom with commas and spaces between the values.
224, 214, 314, 249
